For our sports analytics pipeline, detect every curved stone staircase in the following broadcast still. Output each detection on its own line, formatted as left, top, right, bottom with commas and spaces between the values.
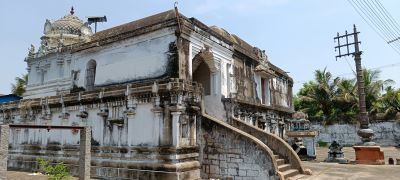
231, 116, 309, 180
200, 101, 308, 179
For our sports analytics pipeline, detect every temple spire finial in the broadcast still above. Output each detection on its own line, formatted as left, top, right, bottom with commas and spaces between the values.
70, 6, 74, 15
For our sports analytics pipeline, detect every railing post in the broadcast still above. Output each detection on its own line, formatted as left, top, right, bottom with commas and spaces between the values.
79, 126, 91, 180
0, 125, 10, 179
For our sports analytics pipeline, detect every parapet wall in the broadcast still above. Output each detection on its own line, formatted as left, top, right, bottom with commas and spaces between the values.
198, 115, 278, 180
312, 121, 400, 146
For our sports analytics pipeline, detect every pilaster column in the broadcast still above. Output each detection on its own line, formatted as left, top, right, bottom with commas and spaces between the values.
171, 111, 182, 147
79, 127, 91, 180
0, 125, 9, 180
152, 107, 165, 145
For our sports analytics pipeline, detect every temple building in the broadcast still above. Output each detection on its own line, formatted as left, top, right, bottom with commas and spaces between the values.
0, 8, 307, 179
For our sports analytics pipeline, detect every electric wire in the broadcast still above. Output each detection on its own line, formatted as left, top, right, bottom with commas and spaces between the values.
363, 0, 400, 49
369, 0, 400, 41
347, 0, 400, 55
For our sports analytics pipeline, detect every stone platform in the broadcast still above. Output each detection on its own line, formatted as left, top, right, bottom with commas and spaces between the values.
353, 146, 385, 165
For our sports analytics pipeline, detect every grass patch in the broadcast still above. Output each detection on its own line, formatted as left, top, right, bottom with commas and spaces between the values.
317, 140, 328, 147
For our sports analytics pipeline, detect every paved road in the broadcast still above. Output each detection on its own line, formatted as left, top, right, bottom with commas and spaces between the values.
301, 147, 400, 180
302, 161, 400, 180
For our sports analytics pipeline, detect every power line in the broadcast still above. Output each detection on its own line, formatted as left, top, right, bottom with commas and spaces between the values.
369, 0, 400, 40
371, 0, 400, 44
344, 55, 356, 74
347, 0, 400, 55
353, 0, 393, 42
349, 0, 400, 54
363, 0, 400, 49
374, 0, 400, 36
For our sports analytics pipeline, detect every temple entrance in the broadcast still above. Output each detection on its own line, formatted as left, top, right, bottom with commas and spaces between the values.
191, 47, 216, 96
193, 61, 211, 95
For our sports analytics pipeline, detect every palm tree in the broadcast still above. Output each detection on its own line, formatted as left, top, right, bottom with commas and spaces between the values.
334, 79, 358, 122
361, 69, 394, 113
11, 74, 28, 96
299, 68, 340, 121
295, 81, 319, 114
379, 86, 400, 113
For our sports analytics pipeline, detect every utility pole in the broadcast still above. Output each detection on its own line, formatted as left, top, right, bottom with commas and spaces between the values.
334, 25, 374, 144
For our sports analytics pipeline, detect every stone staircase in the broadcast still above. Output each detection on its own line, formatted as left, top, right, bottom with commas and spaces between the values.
200, 101, 308, 179
201, 115, 309, 179
229, 116, 310, 180
275, 154, 306, 180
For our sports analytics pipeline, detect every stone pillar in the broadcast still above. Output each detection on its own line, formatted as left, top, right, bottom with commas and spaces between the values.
79, 127, 91, 180
190, 116, 197, 146
152, 107, 164, 145
171, 111, 182, 147
0, 125, 9, 180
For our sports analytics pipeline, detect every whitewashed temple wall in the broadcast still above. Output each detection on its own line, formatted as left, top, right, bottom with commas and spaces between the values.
7, 102, 162, 147
25, 28, 176, 99
185, 29, 234, 121
311, 121, 400, 146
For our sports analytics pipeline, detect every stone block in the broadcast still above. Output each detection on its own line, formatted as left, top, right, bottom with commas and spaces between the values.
220, 167, 227, 175
230, 158, 243, 163
209, 165, 219, 174
227, 163, 238, 168
212, 160, 219, 165
238, 169, 246, 176
208, 154, 219, 160
246, 170, 259, 177
234, 176, 243, 180
228, 168, 238, 176
219, 154, 227, 160
220, 161, 227, 167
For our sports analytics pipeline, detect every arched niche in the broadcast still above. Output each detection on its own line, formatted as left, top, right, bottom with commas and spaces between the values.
85, 60, 97, 91
192, 47, 217, 96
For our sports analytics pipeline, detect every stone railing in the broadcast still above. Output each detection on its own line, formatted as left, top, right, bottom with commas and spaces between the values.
231, 117, 304, 174
200, 101, 279, 179
0, 78, 202, 112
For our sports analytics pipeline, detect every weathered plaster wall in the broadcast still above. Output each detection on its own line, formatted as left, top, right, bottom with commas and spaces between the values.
75, 29, 176, 87
312, 121, 400, 146
198, 116, 277, 180
8, 102, 162, 147
25, 28, 176, 99
3, 79, 203, 179
187, 30, 234, 98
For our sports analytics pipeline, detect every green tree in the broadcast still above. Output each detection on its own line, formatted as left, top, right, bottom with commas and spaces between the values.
383, 87, 400, 112
297, 68, 340, 121
11, 74, 28, 96
361, 69, 394, 113
333, 78, 358, 122
296, 67, 397, 123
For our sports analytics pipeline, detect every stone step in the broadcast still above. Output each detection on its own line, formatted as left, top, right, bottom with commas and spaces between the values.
274, 154, 280, 159
276, 158, 285, 166
278, 164, 291, 172
287, 174, 306, 180
282, 169, 299, 179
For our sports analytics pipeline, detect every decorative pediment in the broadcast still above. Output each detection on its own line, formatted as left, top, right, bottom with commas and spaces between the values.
254, 64, 274, 77
192, 46, 218, 73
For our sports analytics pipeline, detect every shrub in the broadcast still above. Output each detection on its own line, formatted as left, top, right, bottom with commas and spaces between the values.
317, 140, 328, 147
37, 158, 71, 180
